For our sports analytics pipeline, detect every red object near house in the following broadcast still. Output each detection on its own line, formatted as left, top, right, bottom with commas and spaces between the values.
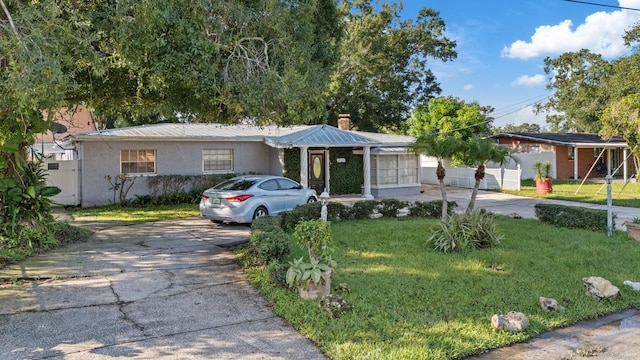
535, 178, 553, 194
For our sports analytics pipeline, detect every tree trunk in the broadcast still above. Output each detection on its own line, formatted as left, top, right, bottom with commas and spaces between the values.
466, 164, 485, 214
437, 159, 447, 221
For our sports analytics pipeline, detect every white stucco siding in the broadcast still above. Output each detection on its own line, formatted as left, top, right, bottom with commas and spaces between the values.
78, 140, 274, 207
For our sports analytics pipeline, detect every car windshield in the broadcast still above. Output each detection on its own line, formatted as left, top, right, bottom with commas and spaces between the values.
213, 178, 257, 191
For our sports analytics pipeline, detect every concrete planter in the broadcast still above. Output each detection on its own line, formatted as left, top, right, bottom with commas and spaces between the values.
626, 223, 640, 241
297, 269, 332, 300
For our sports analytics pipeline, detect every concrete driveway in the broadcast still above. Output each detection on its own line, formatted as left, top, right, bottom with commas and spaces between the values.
0, 217, 327, 360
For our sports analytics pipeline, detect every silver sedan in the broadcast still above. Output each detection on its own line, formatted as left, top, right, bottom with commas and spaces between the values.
199, 175, 317, 224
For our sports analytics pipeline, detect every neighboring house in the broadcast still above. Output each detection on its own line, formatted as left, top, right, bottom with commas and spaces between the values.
62, 115, 421, 207
31, 106, 97, 160
31, 106, 97, 206
492, 132, 636, 181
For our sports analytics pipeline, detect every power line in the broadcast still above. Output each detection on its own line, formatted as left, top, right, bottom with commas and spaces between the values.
562, 0, 640, 11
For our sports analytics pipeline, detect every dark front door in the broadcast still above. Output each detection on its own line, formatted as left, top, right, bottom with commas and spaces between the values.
309, 152, 326, 194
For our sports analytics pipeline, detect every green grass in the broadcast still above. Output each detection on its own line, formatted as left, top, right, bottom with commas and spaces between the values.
67, 203, 199, 223
244, 217, 640, 360
501, 179, 640, 208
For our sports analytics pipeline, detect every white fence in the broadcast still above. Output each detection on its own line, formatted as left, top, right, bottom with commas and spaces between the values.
43, 160, 81, 206
508, 152, 556, 180
421, 156, 521, 191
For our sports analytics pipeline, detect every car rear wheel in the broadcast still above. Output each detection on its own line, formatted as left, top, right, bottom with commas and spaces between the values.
253, 206, 268, 219
210, 219, 224, 224
307, 197, 317, 203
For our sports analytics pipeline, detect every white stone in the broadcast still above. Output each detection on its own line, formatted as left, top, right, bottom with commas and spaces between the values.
491, 311, 529, 332
623, 280, 640, 291
540, 297, 565, 312
583, 276, 620, 300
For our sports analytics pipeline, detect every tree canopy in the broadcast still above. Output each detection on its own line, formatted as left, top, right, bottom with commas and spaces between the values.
407, 97, 492, 139
0, 0, 342, 246
326, 1, 457, 132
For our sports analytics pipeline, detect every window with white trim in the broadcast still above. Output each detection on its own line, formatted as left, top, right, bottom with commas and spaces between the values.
121, 149, 156, 174
203, 149, 233, 173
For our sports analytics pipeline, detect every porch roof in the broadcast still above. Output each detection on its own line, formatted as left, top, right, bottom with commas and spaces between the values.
492, 132, 628, 148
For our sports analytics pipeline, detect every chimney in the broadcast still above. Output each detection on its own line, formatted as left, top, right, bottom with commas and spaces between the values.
337, 114, 351, 130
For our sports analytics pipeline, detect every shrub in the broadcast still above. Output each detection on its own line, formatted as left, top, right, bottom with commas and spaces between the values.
534, 203, 613, 232
378, 199, 408, 218
291, 219, 333, 260
427, 210, 503, 253
266, 260, 289, 286
279, 202, 322, 232
408, 200, 457, 218
350, 200, 380, 220
246, 216, 290, 266
327, 202, 351, 221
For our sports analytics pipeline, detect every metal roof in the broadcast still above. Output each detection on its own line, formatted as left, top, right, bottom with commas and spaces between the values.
491, 132, 628, 147
68, 123, 416, 148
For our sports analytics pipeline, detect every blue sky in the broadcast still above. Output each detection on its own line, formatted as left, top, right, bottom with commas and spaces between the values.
400, 0, 640, 128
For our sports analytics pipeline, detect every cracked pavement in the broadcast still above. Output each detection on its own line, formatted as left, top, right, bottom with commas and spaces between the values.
0, 217, 327, 359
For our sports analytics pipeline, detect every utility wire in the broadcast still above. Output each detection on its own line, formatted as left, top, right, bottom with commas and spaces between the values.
562, 0, 640, 11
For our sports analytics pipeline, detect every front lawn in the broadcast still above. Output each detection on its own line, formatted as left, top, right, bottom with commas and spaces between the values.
243, 217, 640, 360
502, 179, 640, 208
67, 203, 199, 223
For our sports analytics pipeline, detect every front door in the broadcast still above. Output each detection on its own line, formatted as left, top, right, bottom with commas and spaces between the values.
309, 152, 326, 194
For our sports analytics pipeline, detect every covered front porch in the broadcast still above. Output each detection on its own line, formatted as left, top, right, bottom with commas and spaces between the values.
265, 123, 420, 199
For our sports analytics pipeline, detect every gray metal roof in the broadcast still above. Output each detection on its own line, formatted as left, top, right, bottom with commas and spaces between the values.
492, 132, 628, 147
68, 123, 416, 148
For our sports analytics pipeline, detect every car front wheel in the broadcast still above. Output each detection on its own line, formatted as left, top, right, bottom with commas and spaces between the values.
253, 206, 268, 219
307, 197, 317, 203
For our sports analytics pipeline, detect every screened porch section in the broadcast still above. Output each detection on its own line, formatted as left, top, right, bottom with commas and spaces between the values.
369, 148, 421, 197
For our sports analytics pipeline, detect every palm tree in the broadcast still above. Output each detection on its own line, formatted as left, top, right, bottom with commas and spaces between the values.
412, 134, 462, 221
460, 137, 510, 213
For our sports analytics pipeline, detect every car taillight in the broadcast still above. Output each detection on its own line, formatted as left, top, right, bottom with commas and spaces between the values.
225, 194, 254, 202
201, 194, 209, 200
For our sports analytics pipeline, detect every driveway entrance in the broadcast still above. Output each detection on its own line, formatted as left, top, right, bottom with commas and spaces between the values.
0, 218, 326, 359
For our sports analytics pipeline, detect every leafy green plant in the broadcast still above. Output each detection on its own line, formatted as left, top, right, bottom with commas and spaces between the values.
427, 210, 503, 253
534, 203, 613, 231
533, 160, 552, 180
408, 200, 457, 218
244, 216, 290, 266
286, 220, 336, 288
279, 202, 322, 232
286, 255, 337, 288
350, 200, 380, 219
378, 199, 408, 218
105, 173, 140, 204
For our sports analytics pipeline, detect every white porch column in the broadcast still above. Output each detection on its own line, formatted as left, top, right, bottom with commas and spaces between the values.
300, 146, 309, 187
623, 148, 628, 181
363, 146, 373, 199
573, 146, 579, 180
606, 148, 612, 176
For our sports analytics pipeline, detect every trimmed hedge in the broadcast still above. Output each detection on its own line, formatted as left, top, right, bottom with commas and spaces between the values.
534, 203, 614, 232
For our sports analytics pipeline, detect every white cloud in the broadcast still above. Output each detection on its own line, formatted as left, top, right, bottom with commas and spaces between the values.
502, 0, 640, 60
463, 84, 473, 91
511, 74, 546, 87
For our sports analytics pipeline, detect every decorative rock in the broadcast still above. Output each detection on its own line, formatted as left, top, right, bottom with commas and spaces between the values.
508, 213, 522, 219
319, 294, 352, 319
623, 280, 640, 291
583, 276, 619, 300
491, 311, 529, 332
540, 297, 565, 312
